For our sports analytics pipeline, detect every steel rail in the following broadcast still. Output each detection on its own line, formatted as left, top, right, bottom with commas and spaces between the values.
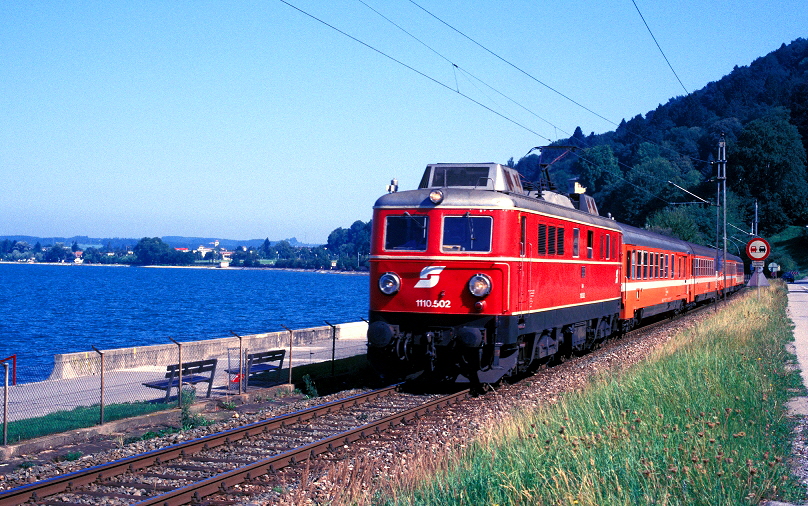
134, 388, 470, 506
0, 385, 405, 506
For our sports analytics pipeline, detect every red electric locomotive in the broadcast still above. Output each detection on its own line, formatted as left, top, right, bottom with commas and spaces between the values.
366, 162, 743, 385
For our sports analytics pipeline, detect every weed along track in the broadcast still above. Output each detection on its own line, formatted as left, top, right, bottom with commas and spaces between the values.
0, 386, 469, 505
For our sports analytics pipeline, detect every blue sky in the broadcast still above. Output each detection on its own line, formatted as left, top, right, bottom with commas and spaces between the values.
2, 1, 806, 244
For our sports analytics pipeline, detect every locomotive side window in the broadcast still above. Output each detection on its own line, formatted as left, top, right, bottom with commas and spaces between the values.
605, 234, 611, 260
573, 228, 580, 258
538, 224, 547, 255
587, 230, 594, 259
519, 216, 527, 257
442, 216, 492, 252
384, 215, 428, 251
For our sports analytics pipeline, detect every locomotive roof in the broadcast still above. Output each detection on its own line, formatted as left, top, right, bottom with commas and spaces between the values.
374, 187, 620, 231
375, 186, 741, 263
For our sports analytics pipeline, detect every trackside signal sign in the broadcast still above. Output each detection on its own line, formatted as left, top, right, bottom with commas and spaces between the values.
746, 238, 771, 261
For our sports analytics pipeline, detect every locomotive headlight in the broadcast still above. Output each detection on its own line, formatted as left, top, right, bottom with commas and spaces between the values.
468, 273, 492, 297
428, 189, 444, 204
378, 272, 401, 295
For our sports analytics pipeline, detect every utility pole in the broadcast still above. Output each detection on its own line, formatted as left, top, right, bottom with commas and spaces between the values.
717, 134, 728, 302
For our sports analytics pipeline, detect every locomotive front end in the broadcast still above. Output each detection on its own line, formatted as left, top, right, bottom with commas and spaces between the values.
366, 164, 523, 384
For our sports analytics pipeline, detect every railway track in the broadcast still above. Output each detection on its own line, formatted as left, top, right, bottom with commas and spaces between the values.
0, 385, 470, 505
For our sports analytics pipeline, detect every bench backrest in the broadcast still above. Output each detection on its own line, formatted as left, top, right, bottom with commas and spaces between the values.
165, 359, 218, 378
248, 350, 285, 364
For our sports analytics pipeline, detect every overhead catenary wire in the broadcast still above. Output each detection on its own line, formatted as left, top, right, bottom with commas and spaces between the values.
354, 0, 563, 136
282, 0, 725, 219
407, 0, 618, 129
277, 0, 552, 142
629, 0, 689, 95
405, 0, 712, 166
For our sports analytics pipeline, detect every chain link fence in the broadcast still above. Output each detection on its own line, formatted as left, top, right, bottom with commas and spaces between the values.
1, 321, 368, 445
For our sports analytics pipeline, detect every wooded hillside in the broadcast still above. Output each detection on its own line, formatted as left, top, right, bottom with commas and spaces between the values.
514, 38, 808, 242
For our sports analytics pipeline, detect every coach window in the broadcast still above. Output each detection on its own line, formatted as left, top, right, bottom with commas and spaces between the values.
573, 228, 580, 258
627, 250, 633, 279
538, 224, 547, 255
385, 215, 428, 251
587, 230, 594, 259
656, 253, 661, 278
441, 215, 492, 252
643, 251, 649, 279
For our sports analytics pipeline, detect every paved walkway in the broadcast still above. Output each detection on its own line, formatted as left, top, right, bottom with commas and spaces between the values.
1, 336, 368, 423
787, 279, 808, 415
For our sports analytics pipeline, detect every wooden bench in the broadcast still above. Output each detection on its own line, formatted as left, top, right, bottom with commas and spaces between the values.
142, 359, 218, 401
226, 350, 285, 388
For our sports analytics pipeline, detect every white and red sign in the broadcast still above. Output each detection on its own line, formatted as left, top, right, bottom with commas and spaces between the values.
746, 238, 771, 261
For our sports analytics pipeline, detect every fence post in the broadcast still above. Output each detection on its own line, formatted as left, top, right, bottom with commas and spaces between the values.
230, 331, 245, 395
324, 321, 337, 376
91, 346, 105, 425
169, 338, 183, 409
3, 362, 8, 446
281, 325, 293, 386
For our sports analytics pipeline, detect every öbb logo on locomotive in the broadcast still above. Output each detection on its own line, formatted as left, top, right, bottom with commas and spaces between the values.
414, 265, 446, 288
366, 162, 744, 386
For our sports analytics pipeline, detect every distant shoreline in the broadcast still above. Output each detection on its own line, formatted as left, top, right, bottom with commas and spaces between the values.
0, 260, 368, 275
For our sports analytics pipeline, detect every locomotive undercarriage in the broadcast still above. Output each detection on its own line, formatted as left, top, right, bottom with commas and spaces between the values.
367, 300, 623, 386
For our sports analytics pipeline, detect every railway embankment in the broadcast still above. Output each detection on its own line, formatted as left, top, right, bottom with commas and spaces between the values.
356, 283, 805, 505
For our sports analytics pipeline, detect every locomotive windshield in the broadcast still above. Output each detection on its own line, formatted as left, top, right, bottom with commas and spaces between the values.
427, 166, 491, 188
384, 215, 428, 251
442, 215, 492, 252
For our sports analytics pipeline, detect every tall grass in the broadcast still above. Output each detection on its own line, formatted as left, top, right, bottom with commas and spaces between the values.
385, 285, 804, 505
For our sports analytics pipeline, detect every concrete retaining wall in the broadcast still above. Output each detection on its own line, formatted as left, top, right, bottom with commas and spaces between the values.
49, 321, 368, 380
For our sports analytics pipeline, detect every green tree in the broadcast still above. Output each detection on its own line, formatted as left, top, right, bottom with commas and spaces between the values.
260, 238, 272, 259
646, 206, 705, 243
44, 244, 69, 262
81, 247, 103, 264
132, 237, 192, 266
731, 108, 808, 233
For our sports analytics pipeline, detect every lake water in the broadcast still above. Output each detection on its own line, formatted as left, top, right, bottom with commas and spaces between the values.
0, 263, 369, 383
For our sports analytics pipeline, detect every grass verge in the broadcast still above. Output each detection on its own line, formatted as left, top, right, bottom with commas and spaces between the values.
5, 401, 170, 443
386, 285, 805, 505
